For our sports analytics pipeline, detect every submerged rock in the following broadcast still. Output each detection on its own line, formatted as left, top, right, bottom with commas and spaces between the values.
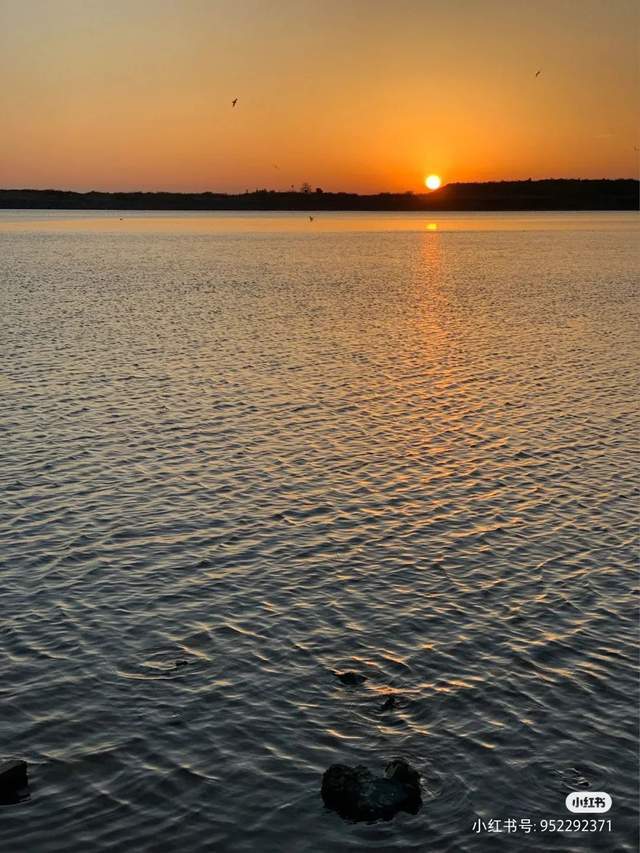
0, 760, 29, 804
379, 694, 396, 712
321, 758, 421, 821
333, 671, 367, 686
554, 767, 591, 790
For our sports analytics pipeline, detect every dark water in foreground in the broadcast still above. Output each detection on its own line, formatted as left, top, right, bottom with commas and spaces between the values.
0, 211, 638, 852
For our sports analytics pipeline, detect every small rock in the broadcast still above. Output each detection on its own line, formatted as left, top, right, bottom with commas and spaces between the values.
385, 758, 421, 790
334, 671, 367, 686
555, 767, 591, 790
321, 758, 421, 822
0, 760, 29, 804
379, 695, 396, 712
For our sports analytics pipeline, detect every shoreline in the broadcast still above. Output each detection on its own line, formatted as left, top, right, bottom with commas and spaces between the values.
1, 179, 638, 212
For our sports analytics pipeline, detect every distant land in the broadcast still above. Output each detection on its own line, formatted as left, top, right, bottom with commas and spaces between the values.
1, 180, 638, 211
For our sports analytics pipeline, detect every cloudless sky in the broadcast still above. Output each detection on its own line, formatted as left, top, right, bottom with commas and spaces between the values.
1, 0, 638, 192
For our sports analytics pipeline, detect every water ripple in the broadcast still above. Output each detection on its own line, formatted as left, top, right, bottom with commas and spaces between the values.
0, 214, 638, 851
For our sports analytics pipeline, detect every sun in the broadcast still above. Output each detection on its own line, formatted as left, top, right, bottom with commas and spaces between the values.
425, 174, 441, 190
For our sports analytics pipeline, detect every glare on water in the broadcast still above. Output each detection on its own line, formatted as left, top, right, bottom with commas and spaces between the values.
0, 210, 638, 852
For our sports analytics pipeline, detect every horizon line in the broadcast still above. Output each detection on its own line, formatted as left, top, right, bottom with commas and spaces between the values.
2, 177, 639, 196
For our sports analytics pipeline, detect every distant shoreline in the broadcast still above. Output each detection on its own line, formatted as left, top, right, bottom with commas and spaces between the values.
1, 180, 638, 211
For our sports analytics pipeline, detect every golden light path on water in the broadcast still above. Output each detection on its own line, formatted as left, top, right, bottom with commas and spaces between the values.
0, 209, 638, 851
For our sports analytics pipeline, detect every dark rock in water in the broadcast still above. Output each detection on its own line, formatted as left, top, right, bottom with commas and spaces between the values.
0, 760, 28, 789
554, 767, 591, 790
0, 760, 29, 804
385, 757, 421, 790
334, 671, 367, 686
174, 659, 190, 668
380, 694, 396, 712
321, 758, 421, 822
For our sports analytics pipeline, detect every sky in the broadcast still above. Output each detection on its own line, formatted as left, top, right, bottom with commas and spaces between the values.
1, 0, 638, 193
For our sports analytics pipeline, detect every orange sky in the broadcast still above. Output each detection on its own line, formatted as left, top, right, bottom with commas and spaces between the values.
1, 0, 638, 193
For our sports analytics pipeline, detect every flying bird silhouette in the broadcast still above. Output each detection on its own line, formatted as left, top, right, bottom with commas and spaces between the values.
232, 98, 238, 107
535, 70, 541, 77
309, 216, 314, 222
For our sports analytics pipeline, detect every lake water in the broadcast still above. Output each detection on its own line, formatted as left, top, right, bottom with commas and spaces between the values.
0, 210, 638, 851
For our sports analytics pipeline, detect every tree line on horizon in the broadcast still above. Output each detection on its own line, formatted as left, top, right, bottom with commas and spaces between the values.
0, 179, 637, 211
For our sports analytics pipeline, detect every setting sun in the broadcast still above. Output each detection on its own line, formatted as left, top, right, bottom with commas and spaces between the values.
425, 175, 442, 190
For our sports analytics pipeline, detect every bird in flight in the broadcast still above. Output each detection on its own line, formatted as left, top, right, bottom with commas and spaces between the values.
309, 216, 314, 222
232, 98, 238, 107
535, 70, 541, 77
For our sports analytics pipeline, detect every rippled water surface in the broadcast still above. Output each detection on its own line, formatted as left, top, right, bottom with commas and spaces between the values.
1, 211, 638, 852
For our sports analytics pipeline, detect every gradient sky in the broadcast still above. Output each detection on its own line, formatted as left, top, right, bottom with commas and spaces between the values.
1, 0, 638, 192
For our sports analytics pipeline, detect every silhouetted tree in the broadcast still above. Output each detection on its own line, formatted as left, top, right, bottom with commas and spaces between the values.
315, 187, 324, 194
1, 182, 637, 212
300, 182, 312, 194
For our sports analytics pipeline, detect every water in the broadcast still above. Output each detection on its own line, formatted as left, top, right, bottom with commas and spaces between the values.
0, 210, 638, 852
